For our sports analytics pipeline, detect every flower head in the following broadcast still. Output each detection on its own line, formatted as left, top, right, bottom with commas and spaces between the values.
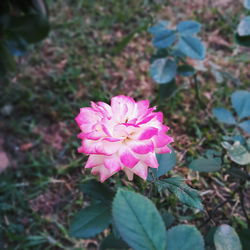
75, 95, 173, 182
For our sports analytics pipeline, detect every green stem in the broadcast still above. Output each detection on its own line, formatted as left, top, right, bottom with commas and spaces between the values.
193, 74, 205, 109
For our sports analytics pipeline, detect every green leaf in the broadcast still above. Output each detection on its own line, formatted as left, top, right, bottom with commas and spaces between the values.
177, 35, 206, 60
148, 20, 170, 35
158, 80, 178, 99
112, 189, 166, 250
214, 224, 242, 250
222, 141, 250, 165
212, 108, 236, 125
155, 176, 203, 210
244, 0, 250, 9
238, 229, 250, 250
235, 33, 250, 47
177, 20, 201, 35
227, 167, 250, 181
161, 211, 175, 229
189, 157, 221, 172
205, 227, 217, 248
150, 48, 169, 62
100, 234, 129, 250
166, 225, 204, 250
177, 65, 195, 77
237, 16, 250, 36
231, 90, 250, 119
79, 179, 114, 204
150, 58, 177, 84
239, 120, 250, 134
148, 150, 176, 180
153, 30, 177, 49
7, 14, 50, 43
69, 203, 112, 238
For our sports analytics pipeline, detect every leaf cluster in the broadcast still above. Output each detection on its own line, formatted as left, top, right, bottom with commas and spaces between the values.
149, 20, 206, 84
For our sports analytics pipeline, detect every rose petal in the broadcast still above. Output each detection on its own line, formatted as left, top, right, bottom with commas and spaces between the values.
120, 148, 139, 168
130, 140, 154, 154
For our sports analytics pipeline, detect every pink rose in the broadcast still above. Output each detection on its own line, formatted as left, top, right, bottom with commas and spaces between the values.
75, 95, 173, 182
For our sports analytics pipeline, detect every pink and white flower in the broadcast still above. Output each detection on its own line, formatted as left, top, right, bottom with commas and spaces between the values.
75, 95, 173, 182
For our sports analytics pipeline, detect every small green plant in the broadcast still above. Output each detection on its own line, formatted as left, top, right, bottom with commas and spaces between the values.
69, 182, 243, 250
148, 20, 206, 103
149, 20, 206, 84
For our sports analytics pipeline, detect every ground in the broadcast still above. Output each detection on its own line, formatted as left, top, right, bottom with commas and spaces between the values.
0, 0, 249, 249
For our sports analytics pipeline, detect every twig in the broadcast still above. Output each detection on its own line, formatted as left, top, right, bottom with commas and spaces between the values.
199, 188, 238, 229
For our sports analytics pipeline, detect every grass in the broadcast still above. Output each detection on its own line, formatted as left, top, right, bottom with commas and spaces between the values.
0, 0, 249, 249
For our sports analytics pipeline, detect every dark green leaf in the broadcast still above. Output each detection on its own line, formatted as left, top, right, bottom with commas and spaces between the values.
239, 120, 250, 134
155, 176, 203, 210
177, 20, 201, 35
150, 48, 169, 62
153, 30, 177, 49
238, 229, 250, 250
214, 224, 242, 250
79, 179, 114, 203
148, 150, 176, 180
69, 203, 112, 238
158, 80, 178, 99
231, 90, 250, 119
150, 58, 177, 84
7, 14, 49, 43
205, 227, 217, 248
112, 189, 166, 250
166, 225, 204, 250
161, 211, 175, 229
177, 64, 195, 77
227, 167, 250, 180
189, 157, 222, 172
177, 35, 206, 60
235, 33, 250, 47
100, 234, 129, 250
212, 108, 236, 125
